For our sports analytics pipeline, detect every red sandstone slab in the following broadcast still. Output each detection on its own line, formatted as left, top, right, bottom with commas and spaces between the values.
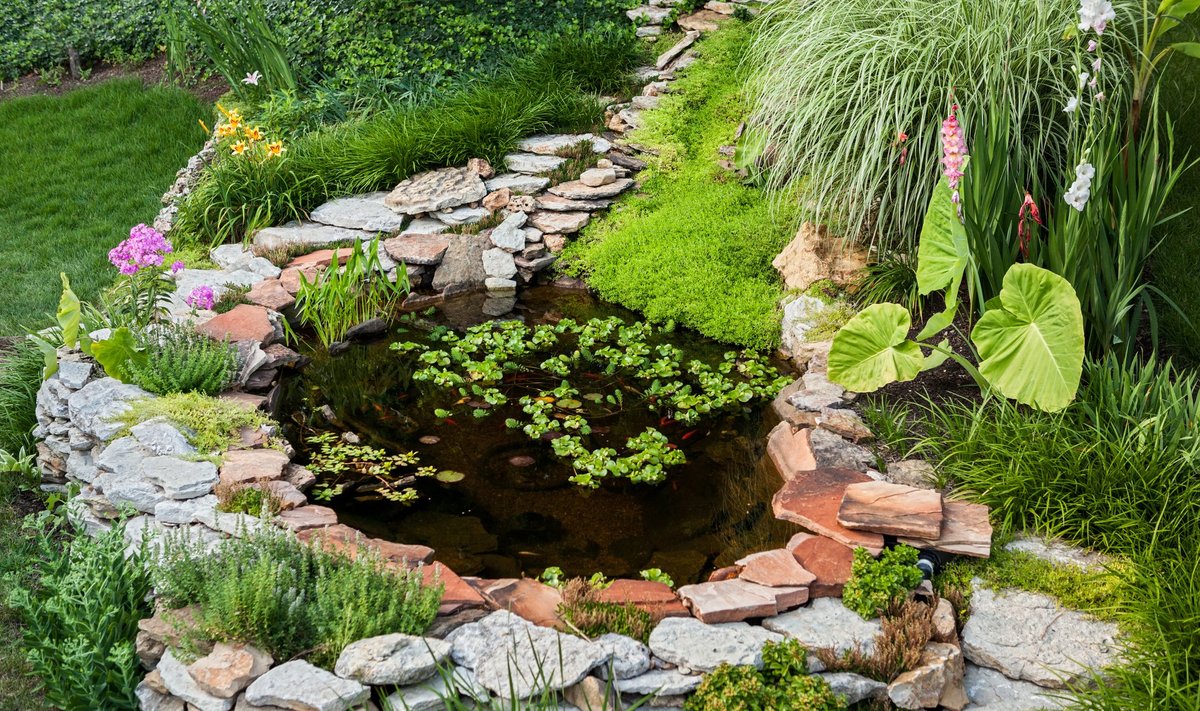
678, 579, 809, 623
299, 523, 435, 566
766, 421, 816, 481
220, 448, 290, 486
786, 532, 855, 598
246, 279, 296, 311
838, 481, 944, 539
255, 480, 307, 510
383, 234, 451, 266
420, 562, 487, 611
195, 304, 274, 345
735, 549, 817, 588
596, 579, 690, 619
899, 500, 993, 558
482, 578, 563, 629
279, 265, 322, 295
274, 505, 337, 532
287, 248, 352, 269
772, 468, 885, 555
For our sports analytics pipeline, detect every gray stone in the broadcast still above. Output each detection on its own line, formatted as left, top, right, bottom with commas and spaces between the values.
155, 495, 218, 525
505, 153, 566, 174
819, 673, 887, 706
37, 376, 72, 418
963, 664, 1067, 710
490, 212, 528, 251
435, 206, 491, 227
432, 234, 490, 292
157, 649, 234, 711
67, 378, 151, 441
781, 295, 836, 359
334, 633, 451, 686
615, 669, 701, 696
309, 192, 408, 232
593, 633, 651, 680
647, 617, 782, 673
58, 360, 94, 389
245, 660, 369, 711
529, 211, 590, 234
482, 248, 518, 279
485, 278, 518, 295
131, 418, 196, 456
808, 427, 874, 472
482, 296, 517, 317
536, 194, 613, 212
142, 456, 219, 499
887, 459, 938, 489
66, 449, 99, 483
96, 471, 167, 514
656, 31, 699, 70
251, 222, 374, 252
136, 681, 186, 711
579, 168, 617, 187
961, 582, 1121, 689
547, 179, 634, 201
384, 167, 488, 216
484, 173, 550, 195
518, 134, 611, 156
761, 597, 883, 659
1003, 535, 1110, 573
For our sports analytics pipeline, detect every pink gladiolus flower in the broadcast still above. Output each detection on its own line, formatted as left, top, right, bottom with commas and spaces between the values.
940, 105, 967, 220
186, 285, 216, 311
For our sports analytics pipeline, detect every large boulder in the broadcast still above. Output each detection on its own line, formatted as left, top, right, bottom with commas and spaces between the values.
334, 633, 450, 686
384, 167, 487, 216
772, 222, 868, 292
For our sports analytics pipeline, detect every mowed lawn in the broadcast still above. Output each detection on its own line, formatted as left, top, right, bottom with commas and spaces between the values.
0, 78, 207, 334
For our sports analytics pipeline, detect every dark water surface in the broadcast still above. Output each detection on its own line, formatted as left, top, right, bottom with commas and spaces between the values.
280, 288, 796, 585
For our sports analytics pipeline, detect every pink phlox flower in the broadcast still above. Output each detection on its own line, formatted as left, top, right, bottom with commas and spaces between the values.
185, 285, 216, 311
108, 224, 173, 275
170, 260, 186, 274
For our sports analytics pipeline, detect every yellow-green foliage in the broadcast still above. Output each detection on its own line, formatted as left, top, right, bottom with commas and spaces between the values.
564, 24, 798, 350
117, 393, 274, 455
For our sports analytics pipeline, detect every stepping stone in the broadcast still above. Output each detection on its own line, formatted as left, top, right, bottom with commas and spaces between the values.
656, 31, 700, 70
529, 210, 590, 234
384, 166, 487, 215
505, 152, 566, 174
518, 133, 612, 156
536, 193, 612, 212
383, 233, 451, 266
245, 660, 369, 711
195, 305, 274, 346
899, 500, 993, 558
766, 421, 815, 480
677, 578, 808, 623
961, 581, 1121, 689
251, 221, 375, 252
838, 481, 944, 539
735, 549, 817, 588
648, 617, 782, 672
548, 178, 634, 201
219, 448, 289, 486
484, 173, 550, 194
309, 192, 409, 232
762, 597, 884, 659
772, 468, 885, 555
274, 505, 338, 532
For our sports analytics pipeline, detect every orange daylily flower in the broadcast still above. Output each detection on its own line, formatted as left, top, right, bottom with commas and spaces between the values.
244, 126, 264, 141
216, 123, 236, 138
231, 141, 248, 155
265, 141, 286, 158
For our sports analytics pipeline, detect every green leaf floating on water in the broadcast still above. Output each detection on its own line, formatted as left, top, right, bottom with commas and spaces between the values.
828, 303, 924, 392
971, 263, 1084, 412
559, 398, 583, 410
436, 470, 465, 483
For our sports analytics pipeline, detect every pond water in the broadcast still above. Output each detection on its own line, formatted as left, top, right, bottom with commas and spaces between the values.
279, 288, 796, 585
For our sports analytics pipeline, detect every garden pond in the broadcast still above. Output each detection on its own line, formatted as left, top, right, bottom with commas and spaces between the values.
280, 288, 796, 585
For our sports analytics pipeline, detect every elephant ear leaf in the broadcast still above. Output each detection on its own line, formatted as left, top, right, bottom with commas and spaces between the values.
90, 327, 146, 383
971, 264, 1085, 412
916, 176, 969, 297
828, 303, 924, 392
57, 273, 82, 350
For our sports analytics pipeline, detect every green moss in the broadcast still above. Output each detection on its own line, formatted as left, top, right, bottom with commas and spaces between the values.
117, 393, 275, 456
564, 25, 798, 350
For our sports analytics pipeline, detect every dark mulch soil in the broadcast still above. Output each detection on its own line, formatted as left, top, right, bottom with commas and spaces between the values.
0, 55, 226, 104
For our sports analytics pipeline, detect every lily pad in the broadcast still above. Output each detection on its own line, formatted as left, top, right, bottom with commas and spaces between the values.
559, 398, 583, 409
436, 470, 466, 483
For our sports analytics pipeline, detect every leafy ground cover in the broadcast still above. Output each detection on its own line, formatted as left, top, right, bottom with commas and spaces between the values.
564, 24, 798, 350
0, 77, 206, 334
0, 480, 42, 711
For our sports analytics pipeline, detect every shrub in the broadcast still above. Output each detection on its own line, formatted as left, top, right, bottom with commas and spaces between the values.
841, 545, 924, 619
126, 326, 239, 396
744, 0, 1129, 251
152, 525, 443, 668
0, 340, 44, 455
558, 578, 655, 643
6, 517, 151, 711
686, 643, 845, 711
117, 392, 274, 455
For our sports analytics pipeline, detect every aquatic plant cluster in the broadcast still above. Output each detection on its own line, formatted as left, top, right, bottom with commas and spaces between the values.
390, 317, 790, 487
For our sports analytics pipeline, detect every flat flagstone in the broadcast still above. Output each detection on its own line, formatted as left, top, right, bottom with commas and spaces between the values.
899, 500, 993, 558
297, 524, 434, 566
735, 548, 817, 588
648, 617, 782, 672
309, 192, 409, 232
384, 166, 487, 215
536, 193, 613, 212
517, 133, 612, 156
762, 597, 884, 659
482, 577, 563, 628
420, 562, 487, 611
595, 579, 689, 619
529, 210, 590, 234
772, 468, 885, 555
505, 152, 566, 173
219, 448, 289, 486
434, 205, 490, 227
678, 578, 809, 623
838, 480, 944, 539
656, 31, 699, 70
251, 221, 375, 252
383, 233, 451, 266
274, 505, 338, 532
245, 279, 295, 311
766, 421, 815, 481
484, 173, 550, 194
195, 305, 274, 346
548, 178, 634, 201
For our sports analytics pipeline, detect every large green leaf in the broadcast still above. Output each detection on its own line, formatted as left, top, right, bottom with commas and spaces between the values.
57, 273, 81, 350
90, 327, 146, 383
1161, 0, 1200, 31
971, 264, 1084, 412
916, 176, 969, 296
828, 304, 924, 392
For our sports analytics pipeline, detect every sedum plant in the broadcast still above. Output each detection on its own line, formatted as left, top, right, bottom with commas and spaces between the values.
841, 545, 925, 619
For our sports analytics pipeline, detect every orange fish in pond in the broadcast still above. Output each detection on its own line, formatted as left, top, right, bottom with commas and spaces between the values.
681, 430, 701, 442
659, 417, 676, 427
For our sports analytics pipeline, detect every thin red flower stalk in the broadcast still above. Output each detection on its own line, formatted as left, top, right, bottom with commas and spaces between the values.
1018, 191, 1044, 258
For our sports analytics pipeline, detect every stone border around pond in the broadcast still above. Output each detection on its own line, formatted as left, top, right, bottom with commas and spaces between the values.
32, 6, 1122, 710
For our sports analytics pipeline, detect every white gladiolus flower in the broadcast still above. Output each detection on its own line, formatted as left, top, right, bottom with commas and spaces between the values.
1079, 72, 1090, 88
1064, 161, 1096, 212
1064, 97, 1079, 114
1078, 0, 1116, 34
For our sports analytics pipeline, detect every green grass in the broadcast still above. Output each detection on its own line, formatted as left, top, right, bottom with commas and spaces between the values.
0, 78, 207, 334
564, 24, 797, 350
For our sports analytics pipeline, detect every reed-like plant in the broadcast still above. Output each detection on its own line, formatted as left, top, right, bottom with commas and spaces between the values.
165, 0, 297, 98
294, 238, 406, 347
744, 0, 1132, 251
